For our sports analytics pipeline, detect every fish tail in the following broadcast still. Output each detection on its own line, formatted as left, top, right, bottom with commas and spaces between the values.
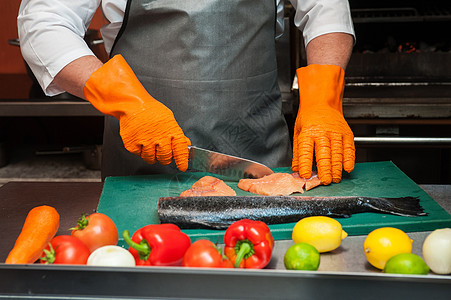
364, 196, 427, 217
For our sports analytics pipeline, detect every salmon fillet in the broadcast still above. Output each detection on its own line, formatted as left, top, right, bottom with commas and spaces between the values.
179, 176, 236, 197
238, 173, 305, 196
238, 172, 322, 196
291, 172, 322, 191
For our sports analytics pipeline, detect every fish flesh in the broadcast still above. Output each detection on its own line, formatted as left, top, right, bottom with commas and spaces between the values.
291, 173, 322, 191
179, 176, 236, 197
158, 195, 427, 229
237, 172, 321, 196
238, 173, 304, 196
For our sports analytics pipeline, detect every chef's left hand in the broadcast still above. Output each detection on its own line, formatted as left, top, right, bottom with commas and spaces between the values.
292, 64, 355, 185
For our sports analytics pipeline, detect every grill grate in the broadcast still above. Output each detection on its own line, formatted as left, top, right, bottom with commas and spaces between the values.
352, 6, 451, 23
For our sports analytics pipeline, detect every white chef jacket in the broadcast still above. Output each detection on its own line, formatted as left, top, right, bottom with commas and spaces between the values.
17, 0, 355, 96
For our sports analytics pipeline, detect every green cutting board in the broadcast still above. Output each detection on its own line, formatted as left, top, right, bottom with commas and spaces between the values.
97, 161, 451, 245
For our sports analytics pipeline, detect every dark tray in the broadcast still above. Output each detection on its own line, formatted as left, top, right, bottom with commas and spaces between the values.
1, 264, 451, 300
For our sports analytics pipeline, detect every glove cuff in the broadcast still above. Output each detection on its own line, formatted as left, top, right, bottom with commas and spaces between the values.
296, 64, 345, 113
84, 54, 149, 119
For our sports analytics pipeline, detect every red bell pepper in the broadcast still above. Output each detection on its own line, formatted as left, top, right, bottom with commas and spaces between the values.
122, 224, 191, 266
224, 219, 274, 269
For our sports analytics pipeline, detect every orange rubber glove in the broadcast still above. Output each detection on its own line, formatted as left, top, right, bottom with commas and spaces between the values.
292, 64, 355, 185
84, 55, 191, 171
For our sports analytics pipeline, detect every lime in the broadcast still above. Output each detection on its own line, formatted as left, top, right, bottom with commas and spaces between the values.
363, 227, 413, 270
292, 216, 347, 253
384, 253, 429, 275
284, 243, 320, 271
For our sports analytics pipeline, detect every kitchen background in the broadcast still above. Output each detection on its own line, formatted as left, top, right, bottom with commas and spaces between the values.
1, 0, 450, 187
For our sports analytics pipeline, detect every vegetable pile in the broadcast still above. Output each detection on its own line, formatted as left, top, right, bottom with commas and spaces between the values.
5, 205, 451, 275
4, 206, 274, 269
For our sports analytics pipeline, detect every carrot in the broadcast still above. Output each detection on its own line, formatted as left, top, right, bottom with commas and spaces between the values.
5, 205, 60, 264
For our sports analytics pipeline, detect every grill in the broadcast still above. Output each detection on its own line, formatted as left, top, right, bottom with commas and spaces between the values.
347, 1, 451, 85
344, 0, 451, 119
345, 0, 451, 184
281, 1, 451, 184
351, 6, 451, 23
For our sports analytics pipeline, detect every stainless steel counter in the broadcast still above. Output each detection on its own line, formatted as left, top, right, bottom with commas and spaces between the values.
0, 99, 102, 117
0, 183, 450, 299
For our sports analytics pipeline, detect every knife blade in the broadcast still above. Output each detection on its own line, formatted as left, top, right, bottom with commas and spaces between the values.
189, 146, 274, 181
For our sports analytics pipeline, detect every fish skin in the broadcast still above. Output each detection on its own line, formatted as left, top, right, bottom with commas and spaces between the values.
157, 196, 427, 229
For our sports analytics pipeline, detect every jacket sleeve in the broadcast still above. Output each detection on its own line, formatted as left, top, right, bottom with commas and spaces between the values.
289, 0, 355, 46
17, 0, 100, 96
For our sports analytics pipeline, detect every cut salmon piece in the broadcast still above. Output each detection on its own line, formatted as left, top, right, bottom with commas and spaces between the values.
238, 173, 305, 196
179, 176, 236, 197
291, 172, 322, 191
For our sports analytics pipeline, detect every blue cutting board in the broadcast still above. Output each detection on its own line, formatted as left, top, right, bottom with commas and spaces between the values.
97, 161, 451, 245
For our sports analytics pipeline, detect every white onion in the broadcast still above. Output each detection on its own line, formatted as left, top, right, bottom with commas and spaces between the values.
422, 228, 451, 275
87, 245, 136, 267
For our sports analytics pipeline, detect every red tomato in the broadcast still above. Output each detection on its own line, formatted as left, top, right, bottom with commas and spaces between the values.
71, 213, 118, 252
40, 235, 90, 265
182, 240, 233, 268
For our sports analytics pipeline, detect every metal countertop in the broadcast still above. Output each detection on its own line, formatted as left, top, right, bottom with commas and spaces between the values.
0, 182, 450, 299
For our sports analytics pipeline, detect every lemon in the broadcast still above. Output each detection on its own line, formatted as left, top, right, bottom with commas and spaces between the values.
292, 216, 347, 253
364, 227, 413, 270
422, 228, 451, 274
383, 253, 429, 275
284, 243, 320, 271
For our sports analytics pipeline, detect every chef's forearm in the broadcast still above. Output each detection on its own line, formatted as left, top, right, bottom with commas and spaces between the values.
52, 56, 104, 99
306, 33, 354, 71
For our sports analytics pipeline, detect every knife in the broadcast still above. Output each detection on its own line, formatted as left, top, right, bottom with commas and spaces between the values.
188, 146, 274, 181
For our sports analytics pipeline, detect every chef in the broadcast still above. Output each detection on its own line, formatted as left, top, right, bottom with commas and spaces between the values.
17, 0, 356, 184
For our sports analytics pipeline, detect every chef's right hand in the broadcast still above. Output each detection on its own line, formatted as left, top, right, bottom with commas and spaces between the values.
83, 55, 191, 171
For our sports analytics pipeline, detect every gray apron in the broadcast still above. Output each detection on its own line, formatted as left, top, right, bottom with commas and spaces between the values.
102, 0, 292, 179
